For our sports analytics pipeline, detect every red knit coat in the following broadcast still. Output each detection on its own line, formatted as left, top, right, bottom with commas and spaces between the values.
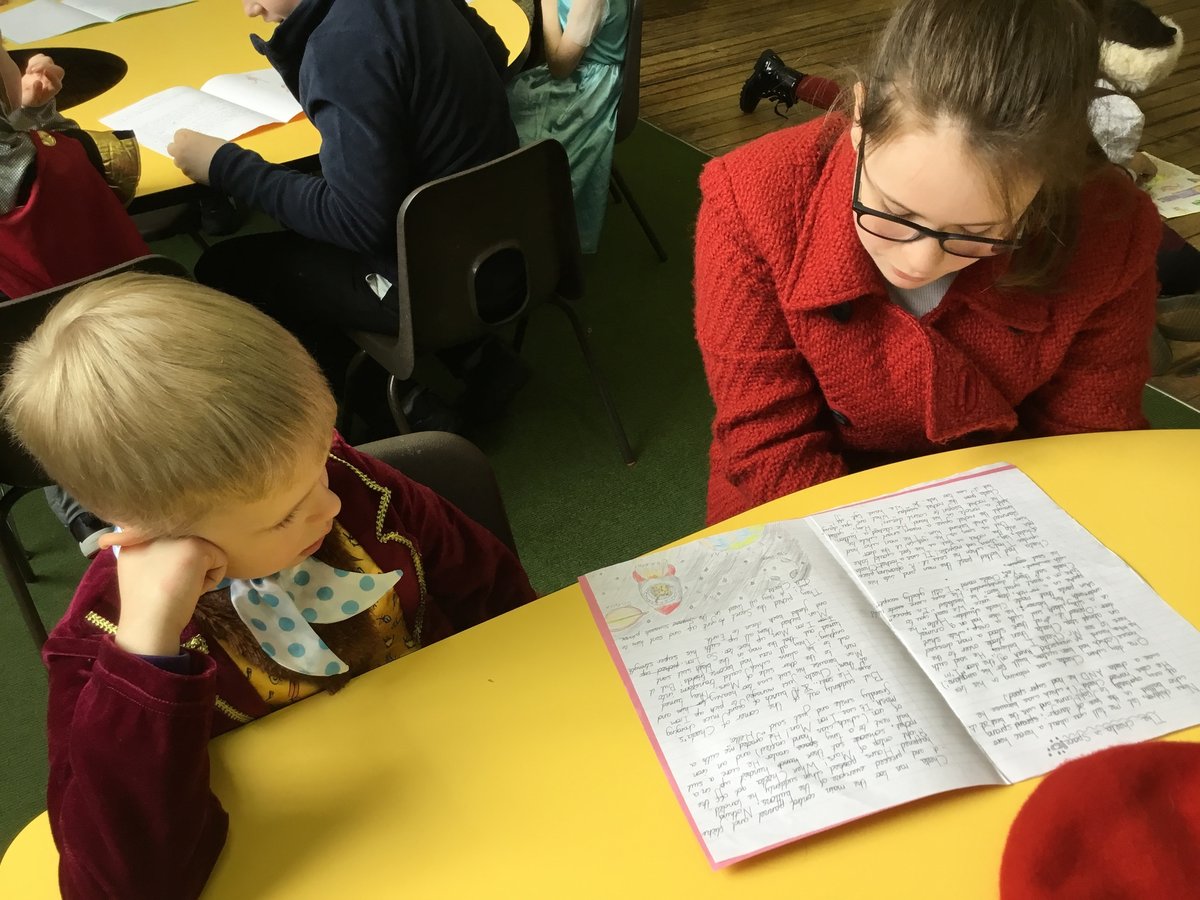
43, 435, 535, 900
694, 115, 1161, 525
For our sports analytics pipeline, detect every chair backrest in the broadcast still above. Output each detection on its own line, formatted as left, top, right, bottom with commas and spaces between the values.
615, 0, 644, 144
354, 139, 584, 380
0, 255, 190, 489
355, 432, 520, 556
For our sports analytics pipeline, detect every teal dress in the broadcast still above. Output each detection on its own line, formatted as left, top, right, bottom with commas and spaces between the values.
507, 0, 628, 253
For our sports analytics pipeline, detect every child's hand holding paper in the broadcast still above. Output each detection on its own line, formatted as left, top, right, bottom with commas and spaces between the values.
101, 68, 304, 158
166, 128, 225, 185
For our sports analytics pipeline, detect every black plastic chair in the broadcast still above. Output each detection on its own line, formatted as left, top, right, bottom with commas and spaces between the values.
610, 0, 667, 262
357, 432, 519, 556
0, 255, 190, 649
343, 138, 635, 466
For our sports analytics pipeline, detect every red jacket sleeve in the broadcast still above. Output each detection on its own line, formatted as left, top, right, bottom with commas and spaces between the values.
45, 617, 228, 900
1019, 186, 1160, 435
694, 157, 848, 514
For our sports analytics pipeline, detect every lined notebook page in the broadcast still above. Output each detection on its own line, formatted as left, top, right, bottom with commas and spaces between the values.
810, 464, 1200, 783
101, 86, 276, 156
582, 521, 1001, 868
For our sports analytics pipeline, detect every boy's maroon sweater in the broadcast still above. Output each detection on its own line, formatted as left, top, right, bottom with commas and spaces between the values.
43, 434, 535, 899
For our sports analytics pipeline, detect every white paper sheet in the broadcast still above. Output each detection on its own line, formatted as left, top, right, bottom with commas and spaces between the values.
1143, 154, 1200, 219
100, 86, 275, 156
0, 0, 191, 43
0, 0, 100, 44
201, 68, 302, 125
584, 522, 1002, 867
810, 464, 1200, 782
65, 0, 191, 21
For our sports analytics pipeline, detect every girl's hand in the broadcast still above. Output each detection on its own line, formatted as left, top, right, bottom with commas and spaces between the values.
20, 54, 64, 108
1127, 152, 1158, 184
103, 530, 228, 657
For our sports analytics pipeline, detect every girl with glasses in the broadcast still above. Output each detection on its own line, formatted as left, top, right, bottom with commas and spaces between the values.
694, 0, 1161, 525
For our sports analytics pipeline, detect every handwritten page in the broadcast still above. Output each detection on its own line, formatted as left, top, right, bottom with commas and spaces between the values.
0, 0, 191, 44
1143, 154, 1200, 219
581, 463, 1200, 867
101, 87, 275, 156
810, 464, 1200, 783
582, 522, 1002, 867
100, 70, 300, 157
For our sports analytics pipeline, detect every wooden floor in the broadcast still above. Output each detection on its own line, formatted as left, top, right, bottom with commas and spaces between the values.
639, 0, 1200, 408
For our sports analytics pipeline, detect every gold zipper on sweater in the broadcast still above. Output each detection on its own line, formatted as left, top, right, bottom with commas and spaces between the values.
329, 452, 429, 647
83, 611, 251, 724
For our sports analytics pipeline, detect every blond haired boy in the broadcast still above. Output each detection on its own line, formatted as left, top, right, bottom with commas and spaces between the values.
3, 273, 535, 899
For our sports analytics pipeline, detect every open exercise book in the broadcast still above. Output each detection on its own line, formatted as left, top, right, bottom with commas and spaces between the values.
0, 0, 192, 45
100, 69, 303, 157
579, 464, 1200, 868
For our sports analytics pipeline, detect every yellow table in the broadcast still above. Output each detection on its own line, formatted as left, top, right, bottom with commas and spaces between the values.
3, 430, 1199, 898
2, 0, 531, 202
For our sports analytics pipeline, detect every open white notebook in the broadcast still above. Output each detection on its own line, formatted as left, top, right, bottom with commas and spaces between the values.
0, 0, 192, 44
580, 463, 1200, 867
100, 69, 303, 157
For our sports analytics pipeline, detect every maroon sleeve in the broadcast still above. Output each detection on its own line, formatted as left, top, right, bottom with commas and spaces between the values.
333, 437, 537, 638
44, 600, 228, 899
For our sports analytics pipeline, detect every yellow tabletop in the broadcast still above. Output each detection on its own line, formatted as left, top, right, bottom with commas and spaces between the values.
2, 0, 531, 200
3, 429, 1199, 898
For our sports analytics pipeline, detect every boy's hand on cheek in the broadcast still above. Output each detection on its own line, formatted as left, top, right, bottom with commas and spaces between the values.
167, 129, 227, 185
105, 532, 228, 658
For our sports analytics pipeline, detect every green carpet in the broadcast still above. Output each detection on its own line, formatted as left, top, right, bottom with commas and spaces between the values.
2, 122, 1199, 856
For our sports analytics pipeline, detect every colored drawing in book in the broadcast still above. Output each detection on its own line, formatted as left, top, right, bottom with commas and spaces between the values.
595, 523, 816, 639
633, 562, 684, 615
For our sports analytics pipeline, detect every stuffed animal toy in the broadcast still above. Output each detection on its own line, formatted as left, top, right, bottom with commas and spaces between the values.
1090, 0, 1183, 180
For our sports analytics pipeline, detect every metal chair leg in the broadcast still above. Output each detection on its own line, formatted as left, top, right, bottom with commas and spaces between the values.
0, 517, 46, 648
337, 349, 371, 436
512, 315, 530, 356
549, 298, 636, 466
385, 375, 414, 436
4, 507, 35, 582
3, 486, 35, 582
11, 523, 35, 582
611, 167, 667, 262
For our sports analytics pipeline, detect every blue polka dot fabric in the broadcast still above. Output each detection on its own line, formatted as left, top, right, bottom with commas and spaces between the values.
227, 558, 403, 678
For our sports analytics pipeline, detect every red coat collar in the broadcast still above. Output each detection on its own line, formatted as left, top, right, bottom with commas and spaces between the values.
785, 127, 1051, 334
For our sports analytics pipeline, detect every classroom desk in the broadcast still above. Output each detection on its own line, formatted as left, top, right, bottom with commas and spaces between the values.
2, 0, 531, 205
3, 429, 1199, 898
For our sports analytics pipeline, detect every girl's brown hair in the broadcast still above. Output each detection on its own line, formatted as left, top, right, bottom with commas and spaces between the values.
857, 0, 1110, 289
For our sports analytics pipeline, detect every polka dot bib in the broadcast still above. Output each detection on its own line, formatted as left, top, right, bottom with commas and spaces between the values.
225, 558, 403, 677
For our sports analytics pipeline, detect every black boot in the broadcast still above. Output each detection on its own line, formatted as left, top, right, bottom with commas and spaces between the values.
739, 50, 803, 114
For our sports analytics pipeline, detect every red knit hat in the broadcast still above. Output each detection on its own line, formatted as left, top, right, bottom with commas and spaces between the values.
1000, 742, 1200, 900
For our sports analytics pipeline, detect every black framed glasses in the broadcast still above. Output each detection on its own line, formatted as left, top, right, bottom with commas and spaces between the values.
852, 141, 1021, 259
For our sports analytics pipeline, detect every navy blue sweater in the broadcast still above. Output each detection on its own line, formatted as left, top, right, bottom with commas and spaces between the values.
209, 0, 518, 280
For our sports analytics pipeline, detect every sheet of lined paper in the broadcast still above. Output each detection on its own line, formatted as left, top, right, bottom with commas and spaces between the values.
810, 464, 1200, 783
582, 521, 1001, 867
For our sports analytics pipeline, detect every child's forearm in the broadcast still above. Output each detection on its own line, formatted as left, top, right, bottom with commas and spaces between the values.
539, 0, 589, 78
540, 0, 564, 51
47, 640, 227, 900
